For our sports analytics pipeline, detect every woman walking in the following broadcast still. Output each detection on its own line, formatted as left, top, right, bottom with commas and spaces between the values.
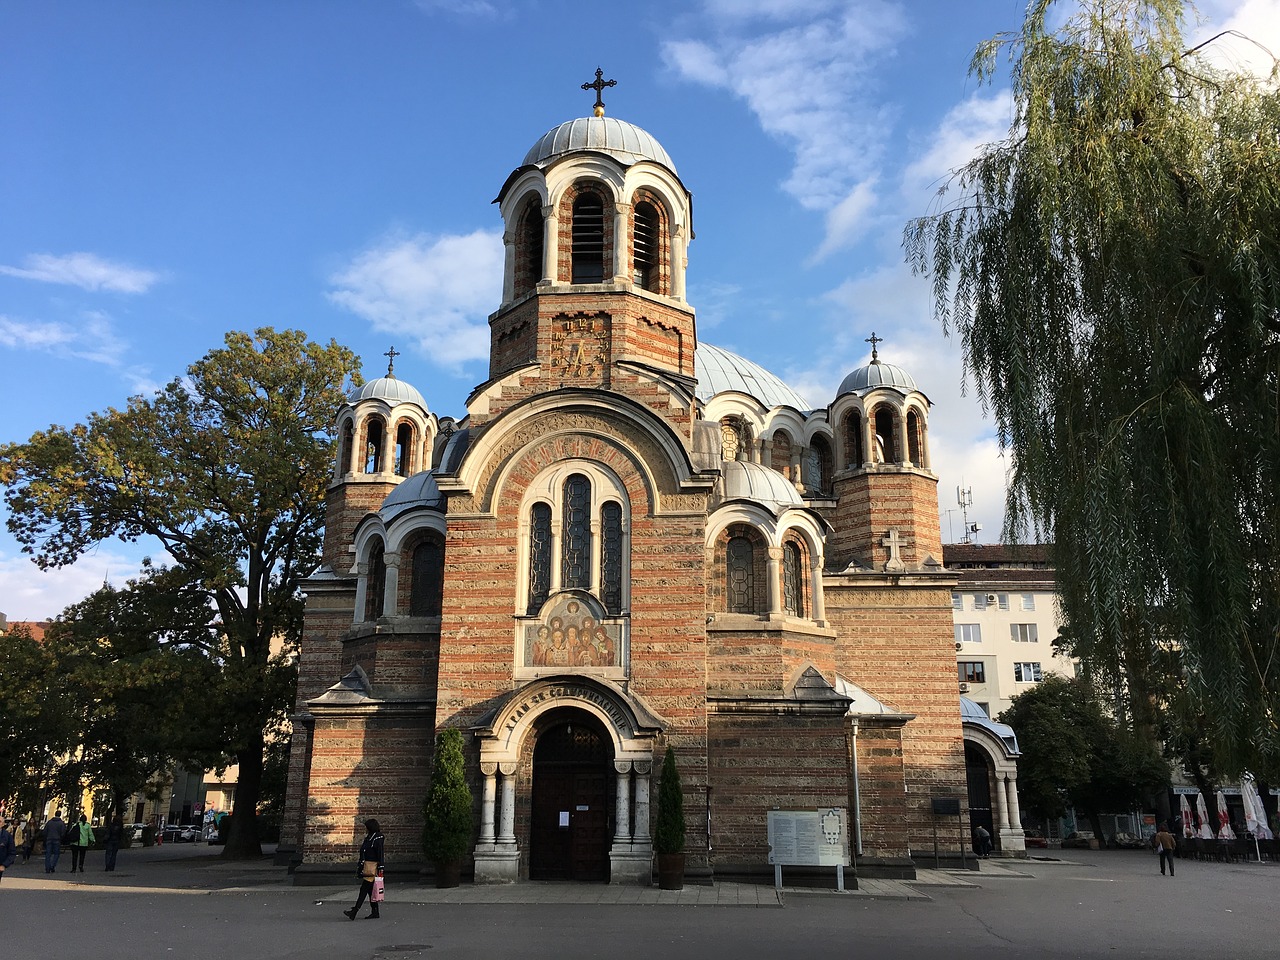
344, 819, 384, 920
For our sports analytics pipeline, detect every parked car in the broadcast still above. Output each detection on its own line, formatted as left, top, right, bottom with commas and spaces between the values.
1023, 829, 1049, 849
163, 824, 200, 843
128, 823, 147, 842
1061, 830, 1096, 849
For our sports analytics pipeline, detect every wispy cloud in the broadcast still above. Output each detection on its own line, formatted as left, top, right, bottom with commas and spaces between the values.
1196, 0, 1280, 78
0, 252, 161, 293
662, 1, 907, 257
0, 543, 154, 620
0, 311, 129, 367
327, 229, 503, 370
412, 0, 502, 17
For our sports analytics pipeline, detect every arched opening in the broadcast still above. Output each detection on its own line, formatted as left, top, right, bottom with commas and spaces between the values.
782, 540, 805, 618
528, 502, 553, 614
907, 409, 925, 467
561, 473, 592, 589
338, 419, 354, 476
805, 436, 832, 495
364, 540, 386, 622
516, 197, 544, 297
571, 192, 606, 284
530, 710, 613, 881
771, 432, 793, 480
719, 525, 767, 615
409, 535, 444, 617
965, 741, 997, 855
632, 200, 659, 291
363, 417, 385, 474
873, 407, 898, 464
844, 410, 864, 468
394, 422, 415, 477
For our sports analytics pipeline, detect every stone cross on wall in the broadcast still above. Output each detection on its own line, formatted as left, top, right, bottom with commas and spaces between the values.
882, 528, 907, 572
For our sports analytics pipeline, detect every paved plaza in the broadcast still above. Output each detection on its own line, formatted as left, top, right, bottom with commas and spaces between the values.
2, 844, 1274, 959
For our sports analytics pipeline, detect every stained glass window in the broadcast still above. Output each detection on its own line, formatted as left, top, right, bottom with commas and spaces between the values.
727, 535, 755, 614
783, 541, 803, 617
528, 503, 552, 614
409, 537, 444, 617
562, 474, 592, 589
601, 501, 623, 615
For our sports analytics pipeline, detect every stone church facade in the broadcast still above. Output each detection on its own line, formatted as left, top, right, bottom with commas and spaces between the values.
282, 100, 972, 884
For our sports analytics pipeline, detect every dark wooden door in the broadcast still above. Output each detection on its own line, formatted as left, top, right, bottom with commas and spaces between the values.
530, 721, 611, 881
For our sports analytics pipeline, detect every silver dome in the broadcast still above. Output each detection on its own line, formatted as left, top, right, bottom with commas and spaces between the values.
380, 471, 443, 524
348, 376, 428, 410
695, 343, 811, 411
837, 359, 918, 397
716, 460, 803, 514
523, 116, 675, 172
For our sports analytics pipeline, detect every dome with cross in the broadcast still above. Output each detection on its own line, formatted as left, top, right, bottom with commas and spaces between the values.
523, 116, 675, 173
347, 347, 428, 410
837, 333, 918, 397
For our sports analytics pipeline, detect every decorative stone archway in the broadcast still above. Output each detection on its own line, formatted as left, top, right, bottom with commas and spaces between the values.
470, 676, 664, 883
961, 698, 1026, 857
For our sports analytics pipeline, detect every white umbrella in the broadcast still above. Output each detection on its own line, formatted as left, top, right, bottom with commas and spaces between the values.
1179, 795, 1194, 839
1216, 790, 1237, 841
1241, 774, 1272, 864
1195, 792, 1216, 839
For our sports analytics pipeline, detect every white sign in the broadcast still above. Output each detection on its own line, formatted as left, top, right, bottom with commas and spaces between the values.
767, 808, 850, 866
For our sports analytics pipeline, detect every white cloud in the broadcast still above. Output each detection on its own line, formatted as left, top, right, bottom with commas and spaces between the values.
327, 229, 504, 370
0, 316, 76, 351
0, 252, 160, 293
0, 311, 128, 367
412, 0, 502, 17
812, 177, 880, 262
0, 544, 153, 621
1197, 0, 1280, 78
901, 91, 1011, 208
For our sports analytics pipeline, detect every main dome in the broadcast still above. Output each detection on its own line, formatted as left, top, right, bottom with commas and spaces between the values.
523, 116, 675, 172
695, 342, 811, 411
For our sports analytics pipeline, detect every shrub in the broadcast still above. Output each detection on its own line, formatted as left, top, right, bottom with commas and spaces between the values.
422, 728, 473, 864
653, 746, 685, 855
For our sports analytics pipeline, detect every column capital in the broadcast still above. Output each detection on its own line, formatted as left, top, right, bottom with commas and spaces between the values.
480, 762, 498, 777
614, 760, 633, 775
498, 761, 518, 777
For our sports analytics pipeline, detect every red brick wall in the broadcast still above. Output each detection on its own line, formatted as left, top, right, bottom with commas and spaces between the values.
828, 470, 943, 572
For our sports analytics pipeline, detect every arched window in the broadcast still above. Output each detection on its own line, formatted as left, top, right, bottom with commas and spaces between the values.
907, 409, 924, 467
726, 535, 756, 614
394, 422, 414, 477
561, 474, 592, 589
528, 502, 552, 614
783, 541, 804, 618
805, 437, 832, 495
873, 406, 898, 464
365, 540, 386, 622
516, 198, 544, 297
364, 417, 385, 474
844, 411, 864, 468
600, 501, 623, 615
338, 419, 354, 476
633, 200, 659, 291
572, 192, 605, 284
409, 537, 444, 617
771, 432, 793, 480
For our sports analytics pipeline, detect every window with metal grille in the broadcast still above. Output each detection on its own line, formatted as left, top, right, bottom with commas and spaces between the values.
632, 201, 659, 290
528, 502, 552, 614
783, 541, 803, 617
561, 474, 592, 589
409, 537, 444, 617
572, 193, 605, 283
365, 541, 386, 622
958, 661, 986, 683
726, 536, 755, 613
600, 501, 623, 615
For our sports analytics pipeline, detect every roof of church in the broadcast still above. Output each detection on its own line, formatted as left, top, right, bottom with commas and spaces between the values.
523, 116, 675, 172
717, 460, 805, 512
837, 358, 918, 396
380, 471, 443, 522
696, 342, 811, 411
347, 375, 428, 410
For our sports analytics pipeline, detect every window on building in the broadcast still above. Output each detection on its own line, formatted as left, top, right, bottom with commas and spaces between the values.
528, 502, 552, 614
561, 474, 592, 589
973, 593, 988, 610
364, 540, 386, 622
782, 541, 804, 617
572, 192, 605, 283
600, 501, 624, 616
844, 410, 864, 467
951, 593, 963, 610
1021, 593, 1036, 611
338, 419, 354, 476
955, 623, 982, 644
517, 198, 544, 296
872, 406, 898, 463
1014, 662, 1043, 682
394, 422, 414, 477
805, 436, 832, 495
906, 408, 924, 466
409, 537, 445, 617
632, 200, 659, 291
958, 661, 986, 683
1011, 623, 1039, 643
726, 535, 756, 614
364, 417, 385, 474
997, 593, 1009, 611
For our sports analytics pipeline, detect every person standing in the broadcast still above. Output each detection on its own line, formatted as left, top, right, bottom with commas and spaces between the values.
43, 810, 66, 873
343, 819, 385, 921
0, 818, 16, 883
12, 819, 26, 865
21, 817, 38, 863
103, 813, 124, 872
1153, 822, 1177, 877
67, 813, 94, 873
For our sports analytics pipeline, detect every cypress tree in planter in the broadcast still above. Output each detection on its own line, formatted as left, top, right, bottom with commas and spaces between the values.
421, 728, 473, 888
653, 746, 686, 889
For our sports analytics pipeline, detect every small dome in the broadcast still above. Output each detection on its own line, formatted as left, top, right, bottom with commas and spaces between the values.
348, 376, 428, 410
380, 471, 443, 523
696, 343, 811, 411
717, 460, 803, 513
837, 359, 918, 397
523, 116, 675, 172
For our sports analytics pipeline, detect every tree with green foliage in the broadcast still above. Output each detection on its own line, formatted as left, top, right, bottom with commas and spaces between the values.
0, 328, 361, 857
905, 0, 1280, 778
0, 623, 76, 812
653, 746, 685, 855
1000, 676, 1168, 836
422, 728, 473, 867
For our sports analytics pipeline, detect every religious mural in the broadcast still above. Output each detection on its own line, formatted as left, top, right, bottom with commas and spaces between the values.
524, 595, 621, 669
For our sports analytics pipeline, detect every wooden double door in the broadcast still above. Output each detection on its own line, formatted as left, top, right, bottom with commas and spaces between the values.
530, 718, 612, 881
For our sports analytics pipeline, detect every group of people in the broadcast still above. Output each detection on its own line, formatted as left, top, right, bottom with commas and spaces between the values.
0, 809, 130, 876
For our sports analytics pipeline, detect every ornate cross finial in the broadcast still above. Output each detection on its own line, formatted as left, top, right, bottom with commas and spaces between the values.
581, 67, 617, 117
865, 331, 883, 361
384, 346, 400, 377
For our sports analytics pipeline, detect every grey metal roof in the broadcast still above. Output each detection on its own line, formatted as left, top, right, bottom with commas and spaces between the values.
961, 696, 1020, 755
347, 376, 428, 410
837, 359, 918, 397
523, 116, 675, 172
716, 460, 804, 513
380, 471, 443, 523
695, 342, 811, 411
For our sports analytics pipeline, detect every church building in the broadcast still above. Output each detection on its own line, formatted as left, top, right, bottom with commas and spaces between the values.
282, 81, 986, 884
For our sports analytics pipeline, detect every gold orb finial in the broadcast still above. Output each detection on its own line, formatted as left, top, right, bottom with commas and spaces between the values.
582, 68, 616, 117
594, 103, 605, 118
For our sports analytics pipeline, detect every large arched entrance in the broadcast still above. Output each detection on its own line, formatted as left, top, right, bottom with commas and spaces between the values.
530, 709, 613, 881
965, 740, 996, 853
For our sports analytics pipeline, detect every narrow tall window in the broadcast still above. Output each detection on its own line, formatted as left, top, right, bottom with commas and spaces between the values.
806, 437, 832, 495
518, 199, 544, 296
600, 501, 623, 615
409, 538, 444, 617
726, 535, 755, 614
873, 407, 897, 464
364, 418, 385, 474
782, 541, 804, 617
394, 422, 414, 477
338, 420, 354, 476
572, 193, 605, 284
845, 411, 864, 467
907, 409, 924, 466
365, 541, 386, 622
528, 503, 552, 614
633, 200, 659, 290
561, 474, 592, 589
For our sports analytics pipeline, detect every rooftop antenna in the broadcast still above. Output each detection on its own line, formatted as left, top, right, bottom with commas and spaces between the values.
956, 486, 982, 544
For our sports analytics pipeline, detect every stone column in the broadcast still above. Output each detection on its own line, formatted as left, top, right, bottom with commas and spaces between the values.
766, 547, 782, 615
382, 552, 400, 617
480, 766, 497, 844
810, 557, 826, 623
634, 762, 652, 843
994, 771, 1010, 832
501, 228, 516, 303
896, 415, 909, 466
352, 562, 368, 625
498, 765, 517, 844
542, 207, 558, 284
614, 761, 632, 842
1007, 774, 1022, 830
672, 226, 686, 300
613, 202, 631, 282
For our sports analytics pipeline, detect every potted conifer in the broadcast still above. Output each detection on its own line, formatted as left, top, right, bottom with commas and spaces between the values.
421, 727, 473, 888
653, 745, 686, 889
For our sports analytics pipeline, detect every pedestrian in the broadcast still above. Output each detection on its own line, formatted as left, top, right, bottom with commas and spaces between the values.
973, 824, 992, 858
23, 817, 40, 863
67, 813, 94, 874
343, 818, 385, 921
1153, 821, 1177, 877
43, 810, 67, 873
103, 813, 125, 872
12, 819, 27, 864
0, 818, 16, 883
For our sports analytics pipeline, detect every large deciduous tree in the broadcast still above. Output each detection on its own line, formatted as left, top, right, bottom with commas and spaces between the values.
905, 0, 1280, 777
1, 328, 361, 856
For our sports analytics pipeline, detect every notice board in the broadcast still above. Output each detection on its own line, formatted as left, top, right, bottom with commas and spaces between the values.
767, 808, 850, 866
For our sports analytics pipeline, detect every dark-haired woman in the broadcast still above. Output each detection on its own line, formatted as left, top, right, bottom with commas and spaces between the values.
344, 818, 384, 920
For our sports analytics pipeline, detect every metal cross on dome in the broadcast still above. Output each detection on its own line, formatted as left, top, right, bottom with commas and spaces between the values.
384, 346, 400, 377
581, 67, 617, 116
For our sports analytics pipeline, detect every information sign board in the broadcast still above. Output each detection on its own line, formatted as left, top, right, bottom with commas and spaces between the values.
767, 808, 850, 866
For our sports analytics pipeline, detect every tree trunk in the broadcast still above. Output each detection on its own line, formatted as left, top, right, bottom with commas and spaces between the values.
221, 728, 265, 859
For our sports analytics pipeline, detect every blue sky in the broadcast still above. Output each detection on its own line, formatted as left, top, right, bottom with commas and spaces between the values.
2, 0, 1275, 620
